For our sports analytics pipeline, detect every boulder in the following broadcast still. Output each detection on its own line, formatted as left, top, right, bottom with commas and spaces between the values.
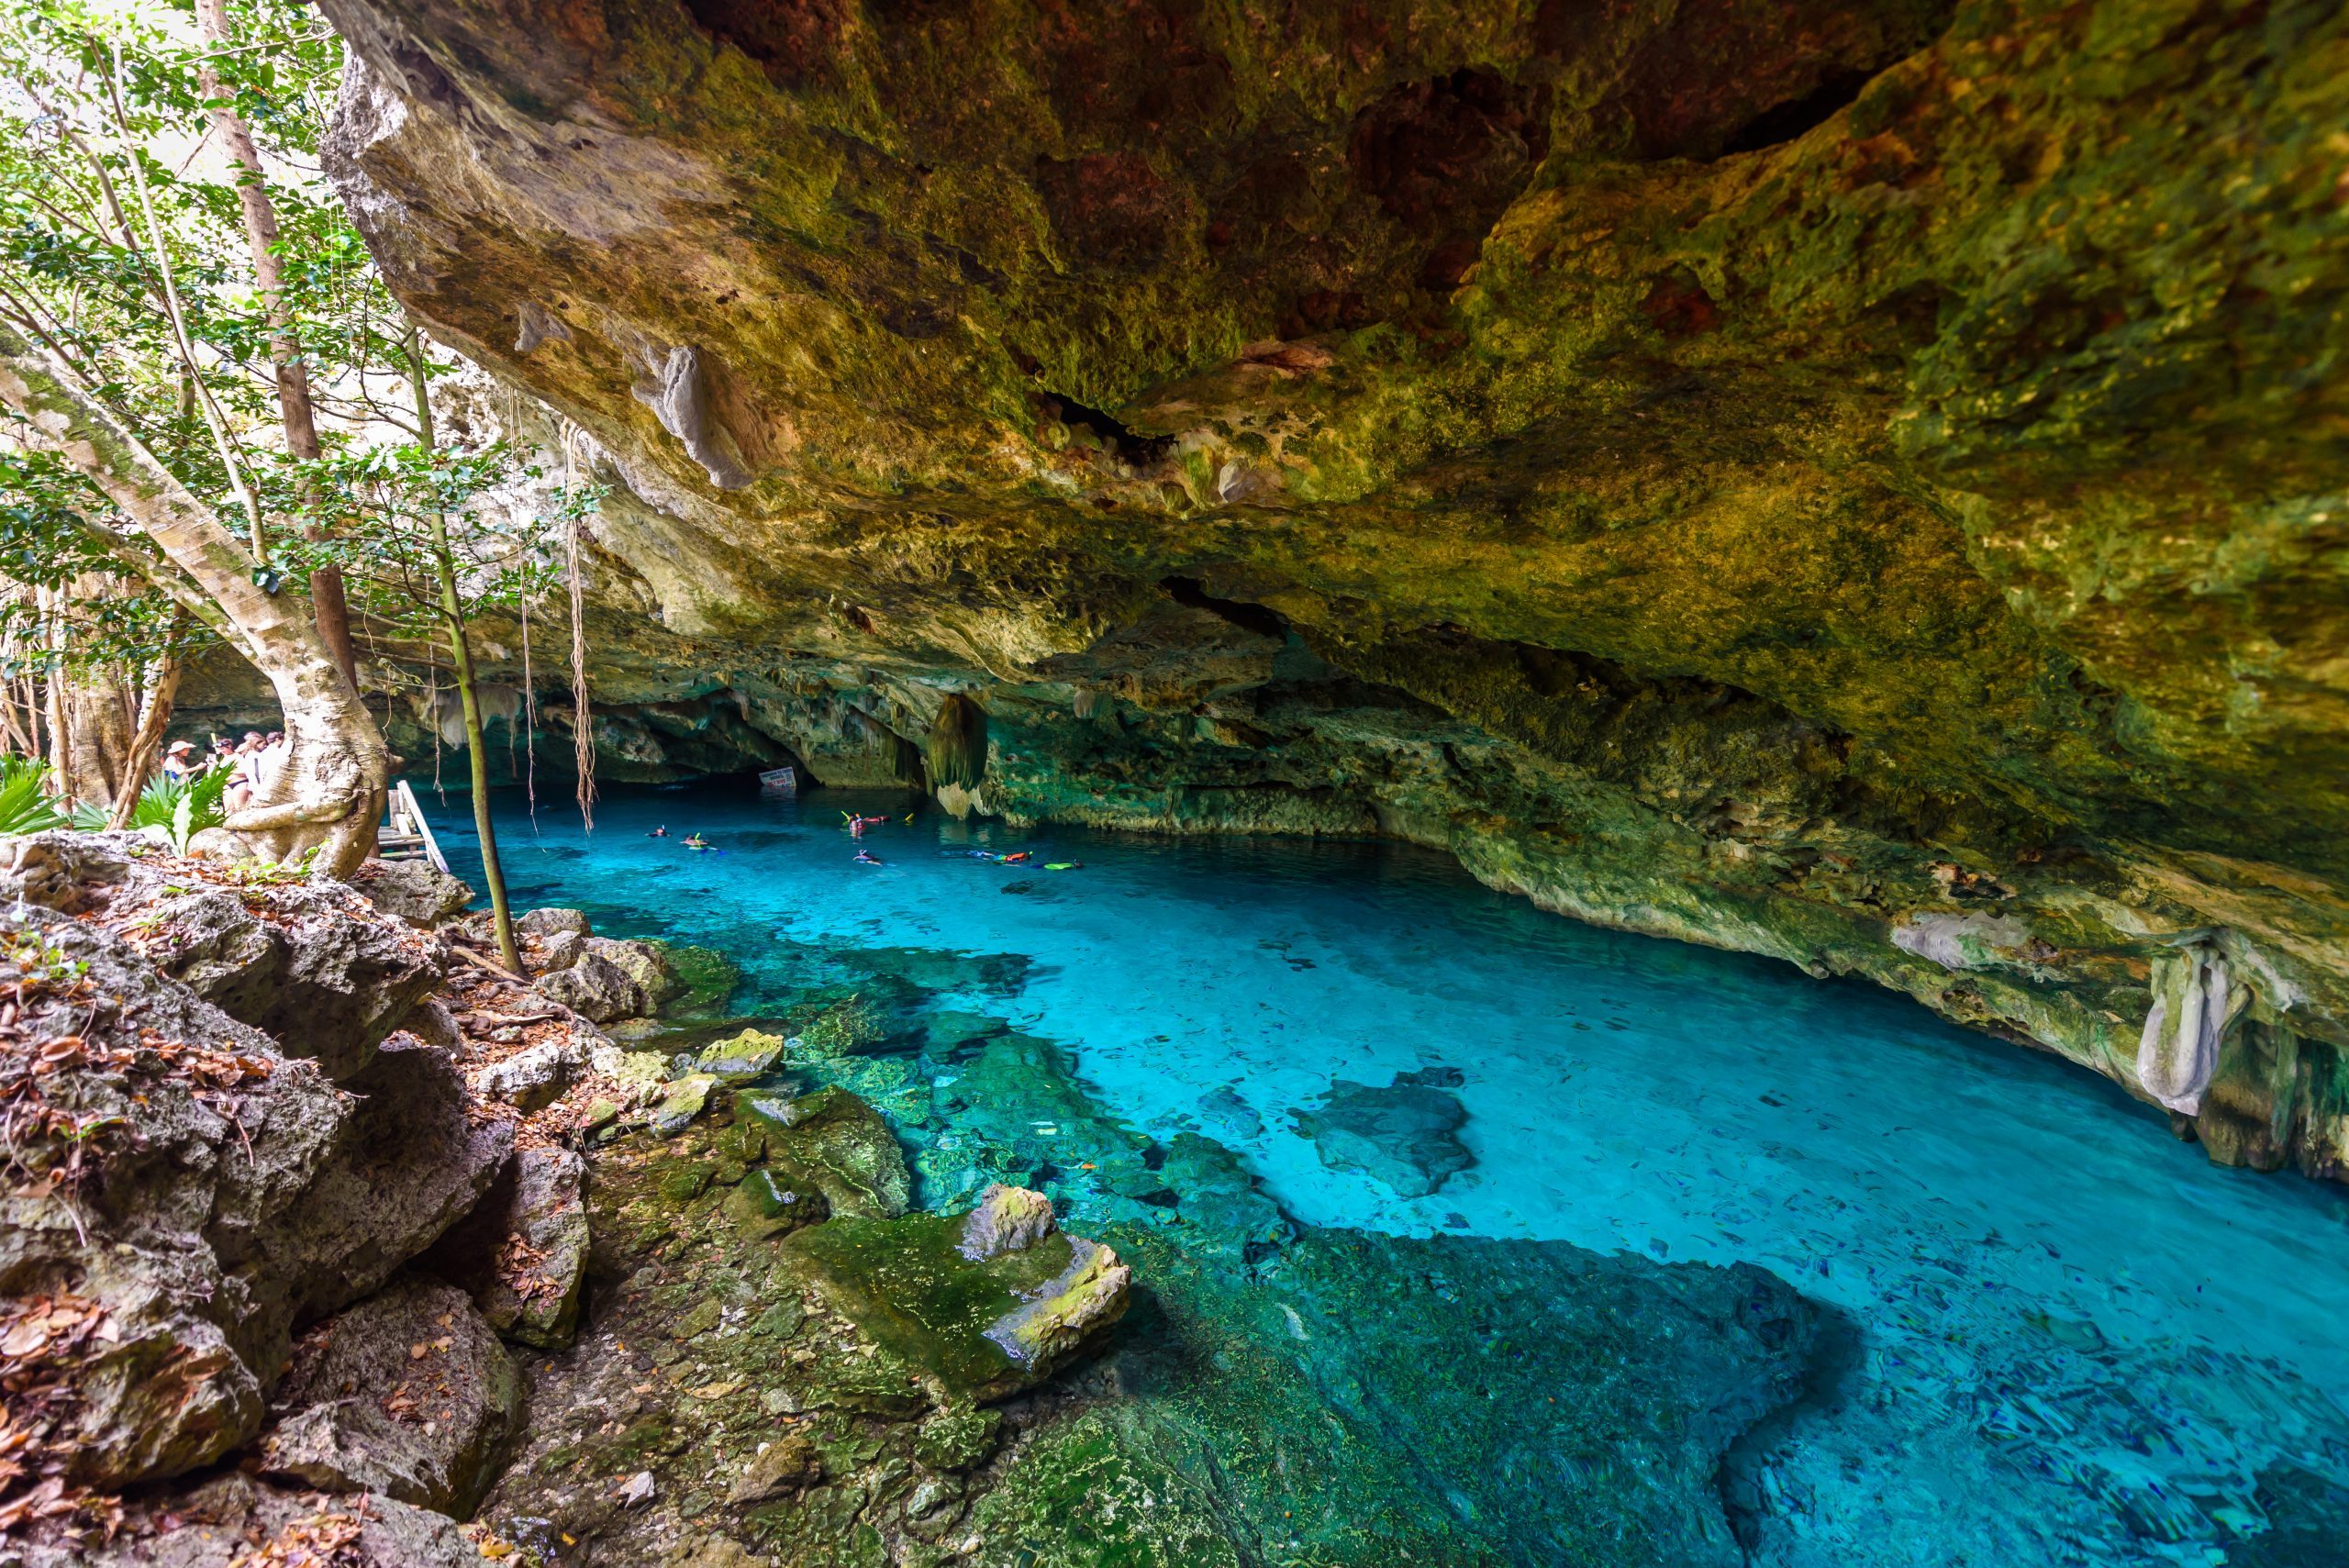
425, 1146, 590, 1350
518, 906, 591, 938
696, 1028, 787, 1082
0, 828, 156, 913
724, 1432, 823, 1504
779, 1192, 1129, 1407
258, 1278, 521, 1517
0, 899, 502, 1496
243, 1034, 516, 1334
0, 907, 336, 1488
742, 1086, 911, 1219
140, 884, 447, 1081
1295, 1077, 1473, 1198
650, 1073, 721, 1135
535, 951, 644, 1023
534, 928, 586, 972
984, 1236, 1131, 1373
349, 859, 476, 929
584, 937, 681, 1011
19, 1471, 478, 1568
474, 1032, 585, 1112
958, 1184, 1056, 1261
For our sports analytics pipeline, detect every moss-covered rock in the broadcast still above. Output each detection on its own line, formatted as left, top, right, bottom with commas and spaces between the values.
743, 1085, 914, 1219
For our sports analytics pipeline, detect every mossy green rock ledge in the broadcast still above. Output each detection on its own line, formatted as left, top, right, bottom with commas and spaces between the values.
778, 1189, 1132, 1407
742, 1084, 914, 1219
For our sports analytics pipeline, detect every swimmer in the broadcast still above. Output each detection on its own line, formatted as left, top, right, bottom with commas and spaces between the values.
684, 833, 709, 851
854, 848, 884, 866
1044, 862, 1082, 872
842, 811, 892, 839
648, 826, 669, 838
998, 851, 1033, 864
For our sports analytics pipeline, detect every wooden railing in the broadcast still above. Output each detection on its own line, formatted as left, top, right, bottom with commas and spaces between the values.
380, 778, 451, 874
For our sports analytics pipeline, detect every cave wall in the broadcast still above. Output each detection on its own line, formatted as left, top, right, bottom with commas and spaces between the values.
305, 0, 2349, 1175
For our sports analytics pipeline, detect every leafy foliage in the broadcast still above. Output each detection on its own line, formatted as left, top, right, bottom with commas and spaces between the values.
0, 756, 65, 838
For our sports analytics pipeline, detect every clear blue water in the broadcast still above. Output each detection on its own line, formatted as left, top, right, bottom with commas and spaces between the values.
425, 779, 2349, 1566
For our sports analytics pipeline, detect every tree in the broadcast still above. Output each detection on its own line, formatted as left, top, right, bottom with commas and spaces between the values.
0, 323, 385, 872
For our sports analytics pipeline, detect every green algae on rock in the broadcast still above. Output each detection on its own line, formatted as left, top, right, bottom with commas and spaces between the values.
743, 1084, 915, 1219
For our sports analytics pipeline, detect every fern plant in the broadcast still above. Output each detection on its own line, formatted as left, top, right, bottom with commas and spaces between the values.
67, 763, 233, 852
0, 757, 66, 839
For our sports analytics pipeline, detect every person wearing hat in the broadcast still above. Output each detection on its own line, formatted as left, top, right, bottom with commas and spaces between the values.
161, 740, 197, 781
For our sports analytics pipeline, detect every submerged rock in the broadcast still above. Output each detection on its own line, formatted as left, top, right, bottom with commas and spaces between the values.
780, 1190, 1130, 1406
258, 1278, 523, 1516
1295, 1076, 1474, 1197
744, 1085, 913, 1219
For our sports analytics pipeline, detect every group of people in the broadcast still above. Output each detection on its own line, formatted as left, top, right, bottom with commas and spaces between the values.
641, 805, 1078, 873
159, 729, 290, 811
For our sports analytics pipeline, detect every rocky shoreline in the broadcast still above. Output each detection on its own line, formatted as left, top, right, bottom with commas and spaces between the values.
0, 831, 1821, 1565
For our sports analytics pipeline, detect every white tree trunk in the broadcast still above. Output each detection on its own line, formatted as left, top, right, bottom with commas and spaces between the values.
0, 326, 385, 873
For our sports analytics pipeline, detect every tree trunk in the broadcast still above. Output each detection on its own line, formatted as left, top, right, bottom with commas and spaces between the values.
194, 0, 357, 687
63, 662, 134, 807
39, 590, 69, 798
407, 327, 519, 969
107, 648, 183, 829
0, 325, 384, 873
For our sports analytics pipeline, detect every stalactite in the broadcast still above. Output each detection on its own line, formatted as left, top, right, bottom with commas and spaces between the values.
926, 694, 988, 791
2136, 939, 2248, 1115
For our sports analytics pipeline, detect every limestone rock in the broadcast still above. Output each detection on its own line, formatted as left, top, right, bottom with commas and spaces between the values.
743, 1086, 911, 1219
725, 1167, 823, 1241
0, 908, 332, 1487
535, 951, 645, 1023
983, 1237, 1132, 1373
142, 884, 447, 1081
518, 906, 590, 939
475, 1032, 585, 1112
958, 1184, 1056, 1261
725, 1432, 822, 1504
258, 1278, 523, 1516
650, 1072, 721, 1136
350, 859, 476, 929
780, 1199, 1128, 1406
425, 1146, 590, 1350
696, 1028, 787, 1082
535, 928, 586, 972
1295, 1077, 1473, 1198
29, 1471, 478, 1568
584, 936, 681, 1010
248, 1033, 517, 1332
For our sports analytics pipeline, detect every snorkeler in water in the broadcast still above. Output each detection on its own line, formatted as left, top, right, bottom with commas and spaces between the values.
842, 811, 892, 839
854, 848, 884, 866
648, 826, 669, 838
685, 833, 709, 851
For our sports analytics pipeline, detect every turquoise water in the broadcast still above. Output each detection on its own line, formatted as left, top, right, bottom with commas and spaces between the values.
426, 779, 2349, 1566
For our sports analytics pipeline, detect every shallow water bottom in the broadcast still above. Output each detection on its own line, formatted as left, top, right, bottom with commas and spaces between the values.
426, 780, 2349, 1565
